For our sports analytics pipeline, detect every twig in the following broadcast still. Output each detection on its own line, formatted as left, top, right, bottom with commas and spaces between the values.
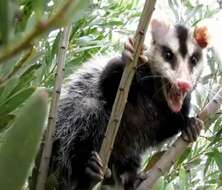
99, 0, 157, 175
0, 0, 75, 64
35, 26, 71, 190
136, 89, 222, 190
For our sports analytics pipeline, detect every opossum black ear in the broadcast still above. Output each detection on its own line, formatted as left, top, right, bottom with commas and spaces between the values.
193, 26, 209, 48
151, 19, 170, 41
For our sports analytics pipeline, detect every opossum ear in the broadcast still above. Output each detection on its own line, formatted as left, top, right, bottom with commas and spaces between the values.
151, 19, 170, 41
193, 25, 209, 48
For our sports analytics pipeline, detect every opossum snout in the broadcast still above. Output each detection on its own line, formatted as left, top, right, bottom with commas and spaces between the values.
176, 80, 192, 92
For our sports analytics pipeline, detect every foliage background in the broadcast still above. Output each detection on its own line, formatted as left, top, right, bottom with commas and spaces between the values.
0, 0, 222, 189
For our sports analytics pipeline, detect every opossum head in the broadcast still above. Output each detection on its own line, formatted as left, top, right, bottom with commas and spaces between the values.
148, 19, 208, 113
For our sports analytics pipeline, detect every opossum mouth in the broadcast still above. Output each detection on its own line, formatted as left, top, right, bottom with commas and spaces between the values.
164, 82, 187, 113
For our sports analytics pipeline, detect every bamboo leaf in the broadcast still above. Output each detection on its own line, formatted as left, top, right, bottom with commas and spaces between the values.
0, 88, 48, 190
0, 114, 15, 131
0, 0, 9, 45
165, 182, 175, 190
51, 31, 62, 59
176, 147, 191, 166
0, 77, 18, 102
153, 176, 165, 190
65, 0, 91, 24
179, 166, 188, 190
144, 151, 165, 172
0, 87, 35, 114
33, 0, 44, 20
185, 4, 203, 23
168, 0, 179, 22
211, 149, 222, 172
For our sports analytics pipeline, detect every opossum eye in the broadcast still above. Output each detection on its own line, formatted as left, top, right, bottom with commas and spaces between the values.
190, 51, 201, 66
190, 55, 198, 66
162, 46, 174, 62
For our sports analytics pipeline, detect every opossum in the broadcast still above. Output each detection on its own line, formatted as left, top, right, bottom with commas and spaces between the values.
50, 19, 206, 190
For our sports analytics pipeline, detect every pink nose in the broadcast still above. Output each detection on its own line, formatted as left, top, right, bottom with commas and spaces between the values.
176, 80, 192, 92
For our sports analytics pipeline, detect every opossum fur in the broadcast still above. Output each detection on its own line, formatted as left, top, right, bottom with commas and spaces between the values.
50, 21, 205, 189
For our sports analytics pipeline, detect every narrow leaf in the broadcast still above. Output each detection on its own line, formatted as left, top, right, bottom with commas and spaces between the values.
0, 88, 48, 190
0, 0, 9, 44
179, 166, 188, 190
0, 87, 35, 114
0, 114, 15, 131
153, 176, 165, 190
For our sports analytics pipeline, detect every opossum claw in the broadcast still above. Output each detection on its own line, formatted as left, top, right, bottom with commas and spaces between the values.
122, 37, 148, 64
133, 172, 148, 188
139, 55, 148, 63
85, 151, 104, 182
182, 117, 203, 142
124, 38, 134, 53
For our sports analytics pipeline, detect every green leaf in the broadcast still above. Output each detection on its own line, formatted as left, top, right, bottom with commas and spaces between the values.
185, 4, 203, 23
0, 87, 35, 114
143, 151, 165, 172
179, 166, 188, 190
176, 147, 191, 166
0, 114, 15, 131
165, 182, 175, 190
168, 0, 180, 22
51, 31, 62, 59
64, 0, 91, 25
212, 149, 222, 172
104, 19, 123, 27
15, 0, 33, 33
0, 0, 9, 45
0, 88, 48, 190
0, 77, 18, 103
153, 176, 165, 190
11, 63, 41, 94
33, 0, 44, 20
204, 157, 212, 175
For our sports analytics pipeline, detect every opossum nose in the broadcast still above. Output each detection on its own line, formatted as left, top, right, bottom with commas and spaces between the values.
176, 80, 192, 92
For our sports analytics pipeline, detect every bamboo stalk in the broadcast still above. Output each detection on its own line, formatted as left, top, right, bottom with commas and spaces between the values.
35, 26, 71, 190
136, 88, 222, 190
99, 0, 157, 175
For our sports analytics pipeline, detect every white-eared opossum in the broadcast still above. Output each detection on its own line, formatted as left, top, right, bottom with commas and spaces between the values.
50, 19, 207, 190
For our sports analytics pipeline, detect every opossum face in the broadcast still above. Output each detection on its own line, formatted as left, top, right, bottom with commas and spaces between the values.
149, 20, 206, 113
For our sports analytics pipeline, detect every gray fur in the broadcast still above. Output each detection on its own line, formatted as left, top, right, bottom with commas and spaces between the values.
53, 56, 110, 182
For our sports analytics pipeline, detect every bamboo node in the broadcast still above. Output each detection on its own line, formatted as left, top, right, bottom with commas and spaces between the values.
213, 99, 219, 104
60, 46, 66, 49
48, 116, 54, 120
139, 29, 145, 35
119, 87, 124, 91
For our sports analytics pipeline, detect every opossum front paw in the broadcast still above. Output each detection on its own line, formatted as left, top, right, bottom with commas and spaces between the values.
122, 37, 148, 64
85, 151, 104, 182
85, 151, 111, 184
182, 117, 203, 143
133, 172, 148, 189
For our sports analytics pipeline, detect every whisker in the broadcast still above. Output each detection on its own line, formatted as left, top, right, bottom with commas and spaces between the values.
139, 75, 163, 81
151, 79, 171, 100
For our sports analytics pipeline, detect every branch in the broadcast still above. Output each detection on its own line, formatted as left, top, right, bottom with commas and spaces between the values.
99, 0, 157, 174
136, 89, 222, 190
0, 0, 75, 64
35, 26, 71, 190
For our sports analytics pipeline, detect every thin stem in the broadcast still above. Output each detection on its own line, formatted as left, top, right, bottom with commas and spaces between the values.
35, 25, 71, 190
99, 0, 157, 180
